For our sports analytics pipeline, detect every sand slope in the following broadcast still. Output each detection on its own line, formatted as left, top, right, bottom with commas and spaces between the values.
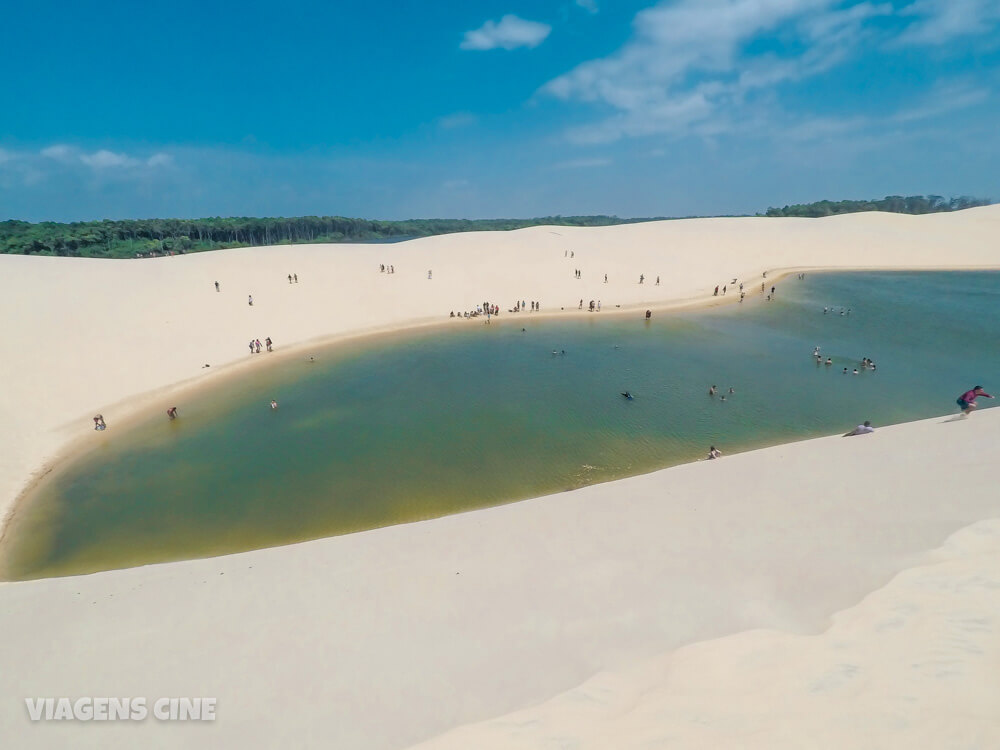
410, 516, 1000, 750
1, 207, 999, 748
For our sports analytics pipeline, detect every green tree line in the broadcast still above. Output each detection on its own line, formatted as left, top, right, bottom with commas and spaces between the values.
763, 194, 990, 218
0, 215, 663, 259
1, 196, 990, 258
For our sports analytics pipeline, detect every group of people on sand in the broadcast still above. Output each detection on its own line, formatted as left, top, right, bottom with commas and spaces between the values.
286, 273, 299, 283
711, 280, 762, 302
379, 264, 395, 273
249, 337, 273, 354
450, 300, 502, 319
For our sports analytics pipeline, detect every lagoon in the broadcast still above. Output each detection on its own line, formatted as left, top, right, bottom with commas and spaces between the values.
3, 271, 998, 580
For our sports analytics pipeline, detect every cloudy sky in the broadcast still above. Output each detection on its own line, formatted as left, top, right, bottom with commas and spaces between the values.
2, 0, 998, 221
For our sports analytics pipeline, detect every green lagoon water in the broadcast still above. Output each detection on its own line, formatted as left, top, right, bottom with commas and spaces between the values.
4, 271, 999, 579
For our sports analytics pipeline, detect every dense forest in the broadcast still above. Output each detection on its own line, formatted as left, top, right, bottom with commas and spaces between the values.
0, 215, 661, 259
763, 194, 990, 218
1, 195, 991, 258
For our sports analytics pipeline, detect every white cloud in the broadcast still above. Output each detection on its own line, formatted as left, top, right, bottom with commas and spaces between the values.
33, 144, 175, 173
147, 153, 173, 167
79, 149, 140, 168
540, 0, 997, 145
575, 0, 599, 14
41, 144, 75, 161
897, 0, 1000, 46
460, 14, 551, 51
891, 84, 990, 122
543, 0, 837, 142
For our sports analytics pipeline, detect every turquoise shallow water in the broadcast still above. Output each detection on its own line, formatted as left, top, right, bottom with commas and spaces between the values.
3, 271, 999, 579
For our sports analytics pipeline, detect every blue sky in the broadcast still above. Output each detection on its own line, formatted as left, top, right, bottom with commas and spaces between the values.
1, 0, 998, 221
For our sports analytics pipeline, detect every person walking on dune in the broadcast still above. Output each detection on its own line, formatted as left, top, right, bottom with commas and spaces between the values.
957, 385, 994, 415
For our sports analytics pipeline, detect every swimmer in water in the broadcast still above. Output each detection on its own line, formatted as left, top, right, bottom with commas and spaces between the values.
621, 391, 634, 400
270, 399, 278, 409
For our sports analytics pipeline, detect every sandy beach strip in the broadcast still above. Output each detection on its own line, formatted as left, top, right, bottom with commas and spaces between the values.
1, 207, 999, 747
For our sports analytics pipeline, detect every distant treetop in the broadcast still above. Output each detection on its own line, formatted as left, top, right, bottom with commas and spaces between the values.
1, 195, 991, 258
762, 195, 990, 218
0, 215, 665, 259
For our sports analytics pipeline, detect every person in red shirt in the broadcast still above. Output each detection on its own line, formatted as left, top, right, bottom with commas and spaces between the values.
957, 385, 994, 415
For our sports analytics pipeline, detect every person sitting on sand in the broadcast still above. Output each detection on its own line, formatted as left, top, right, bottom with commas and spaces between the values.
844, 420, 874, 436
93, 414, 106, 431
957, 385, 994, 415
167, 407, 178, 420
707, 446, 721, 459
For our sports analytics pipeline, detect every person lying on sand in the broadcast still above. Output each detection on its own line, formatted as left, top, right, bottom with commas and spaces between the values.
844, 420, 874, 436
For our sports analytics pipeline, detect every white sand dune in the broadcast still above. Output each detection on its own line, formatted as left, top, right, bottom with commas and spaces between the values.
410, 514, 1000, 750
1, 207, 999, 748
